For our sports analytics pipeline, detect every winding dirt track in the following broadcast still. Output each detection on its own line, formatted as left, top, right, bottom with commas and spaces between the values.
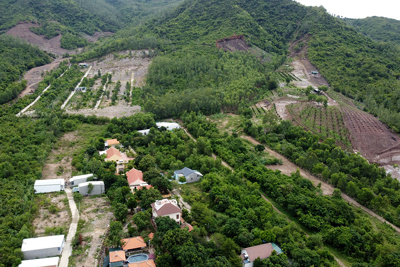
242, 135, 400, 234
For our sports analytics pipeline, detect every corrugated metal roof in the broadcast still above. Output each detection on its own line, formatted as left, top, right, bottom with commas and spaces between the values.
21, 235, 64, 252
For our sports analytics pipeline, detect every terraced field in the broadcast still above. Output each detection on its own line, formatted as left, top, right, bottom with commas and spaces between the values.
287, 102, 352, 150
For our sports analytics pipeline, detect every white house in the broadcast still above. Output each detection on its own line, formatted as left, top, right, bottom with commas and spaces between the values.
151, 199, 182, 223
174, 167, 203, 183
34, 179, 65, 194
138, 122, 181, 135
19, 257, 59, 267
69, 174, 93, 187
78, 181, 105, 196
21, 235, 65, 260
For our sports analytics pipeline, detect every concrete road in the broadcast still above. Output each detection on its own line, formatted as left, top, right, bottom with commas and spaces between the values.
59, 188, 80, 267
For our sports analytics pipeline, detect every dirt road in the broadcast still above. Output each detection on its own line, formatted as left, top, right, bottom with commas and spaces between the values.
242, 135, 400, 234
59, 188, 79, 267
19, 58, 65, 97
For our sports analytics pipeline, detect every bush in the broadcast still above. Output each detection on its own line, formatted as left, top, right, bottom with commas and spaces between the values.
179, 176, 187, 183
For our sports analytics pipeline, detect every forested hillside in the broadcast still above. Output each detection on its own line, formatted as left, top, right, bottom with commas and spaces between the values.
0, 35, 51, 104
344, 17, 400, 46
0, 0, 114, 34
74, 0, 184, 28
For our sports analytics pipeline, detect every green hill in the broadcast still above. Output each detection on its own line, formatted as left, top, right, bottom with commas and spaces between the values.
344, 16, 400, 46
0, 35, 51, 104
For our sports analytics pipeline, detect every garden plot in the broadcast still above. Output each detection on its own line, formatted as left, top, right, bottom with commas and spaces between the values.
33, 192, 71, 237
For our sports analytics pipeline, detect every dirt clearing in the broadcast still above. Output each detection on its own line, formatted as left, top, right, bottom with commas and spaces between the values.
73, 196, 113, 267
6, 22, 73, 56
33, 192, 71, 237
19, 58, 66, 97
274, 99, 298, 120
64, 50, 151, 118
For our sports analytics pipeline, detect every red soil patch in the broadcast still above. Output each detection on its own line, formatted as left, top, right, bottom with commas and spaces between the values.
342, 105, 400, 164
6, 22, 73, 56
216, 34, 251, 52
20, 58, 66, 97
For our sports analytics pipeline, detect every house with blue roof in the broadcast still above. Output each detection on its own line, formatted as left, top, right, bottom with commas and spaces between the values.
174, 167, 203, 183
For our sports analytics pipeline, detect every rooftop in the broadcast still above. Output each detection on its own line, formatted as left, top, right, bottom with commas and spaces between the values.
128, 259, 156, 267
78, 181, 104, 187
106, 139, 120, 146
156, 122, 181, 131
106, 147, 122, 160
127, 168, 144, 186
110, 250, 126, 263
242, 243, 274, 262
34, 179, 64, 186
151, 199, 181, 216
21, 235, 64, 252
19, 257, 59, 267
121, 236, 146, 251
70, 173, 93, 182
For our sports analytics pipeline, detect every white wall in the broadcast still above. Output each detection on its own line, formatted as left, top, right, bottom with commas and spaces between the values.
34, 184, 63, 194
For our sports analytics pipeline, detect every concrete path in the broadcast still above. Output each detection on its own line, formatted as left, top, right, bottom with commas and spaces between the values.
59, 188, 80, 267
17, 68, 68, 117
94, 76, 108, 110
61, 66, 92, 109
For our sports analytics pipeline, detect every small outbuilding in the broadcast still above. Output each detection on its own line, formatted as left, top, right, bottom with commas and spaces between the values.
105, 139, 120, 147
21, 235, 65, 260
241, 243, 282, 267
34, 179, 65, 194
69, 173, 94, 187
311, 71, 319, 74
174, 167, 203, 183
19, 257, 59, 267
78, 181, 105, 196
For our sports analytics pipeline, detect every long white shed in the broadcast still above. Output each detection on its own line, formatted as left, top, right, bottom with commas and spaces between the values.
78, 181, 105, 196
19, 257, 59, 267
69, 173, 93, 186
21, 235, 65, 260
34, 179, 65, 194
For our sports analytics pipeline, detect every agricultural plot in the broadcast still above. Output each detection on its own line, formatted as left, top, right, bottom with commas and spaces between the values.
275, 71, 301, 82
65, 50, 151, 118
287, 102, 352, 150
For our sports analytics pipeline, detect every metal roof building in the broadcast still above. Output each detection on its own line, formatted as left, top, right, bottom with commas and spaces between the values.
34, 179, 65, 194
19, 257, 59, 267
21, 235, 65, 260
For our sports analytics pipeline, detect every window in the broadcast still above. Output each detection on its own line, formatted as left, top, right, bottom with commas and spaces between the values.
176, 214, 179, 219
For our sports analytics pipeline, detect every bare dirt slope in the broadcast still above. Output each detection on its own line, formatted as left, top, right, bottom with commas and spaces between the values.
33, 193, 70, 237
19, 58, 66, 97
340, 102, 400, 164
82, 31, 114, 42
6, 22, 73, 56
291, 59, 329, 88
66, 105, 141, 118
74, 197, 113, 267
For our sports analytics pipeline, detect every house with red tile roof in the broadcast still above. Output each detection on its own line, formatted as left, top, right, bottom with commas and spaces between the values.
105, 139, 120, 147
126, 168, 153, 194
103, 147, 133, 173
109, 250, 126, 267
128, 259, 156, 267
121, 236, 146, 251
151, 199, 182, 223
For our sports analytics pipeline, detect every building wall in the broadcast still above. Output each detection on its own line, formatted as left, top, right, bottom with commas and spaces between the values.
153, 212, 181, 223
70, 177, 87, 186
23, 244, 64, 260
186, 173, 201, 183
34, 184, 63, 194
79, 183, 104, 196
